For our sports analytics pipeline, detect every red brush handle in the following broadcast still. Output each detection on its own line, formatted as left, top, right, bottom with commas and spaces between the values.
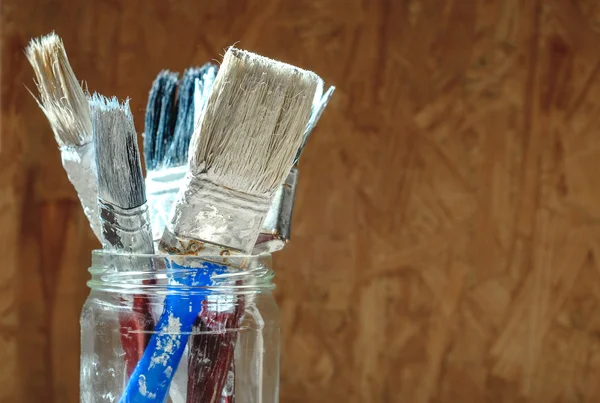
186, 293, 244, 403
118, 282, 155, 376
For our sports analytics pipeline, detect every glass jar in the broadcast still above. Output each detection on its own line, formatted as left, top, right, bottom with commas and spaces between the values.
80, 251, 280, 403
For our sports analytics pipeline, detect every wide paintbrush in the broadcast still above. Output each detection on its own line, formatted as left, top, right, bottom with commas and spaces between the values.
162, 47, 319, 403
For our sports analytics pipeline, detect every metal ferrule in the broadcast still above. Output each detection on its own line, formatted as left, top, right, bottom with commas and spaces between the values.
98, 200, 154, 254
145, 165, 188, 242
60, 141, 102, 240
160, 173, 272, 255
253, 167, 299, 254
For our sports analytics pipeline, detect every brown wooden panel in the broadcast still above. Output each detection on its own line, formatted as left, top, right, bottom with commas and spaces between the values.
3, 0, 600, 402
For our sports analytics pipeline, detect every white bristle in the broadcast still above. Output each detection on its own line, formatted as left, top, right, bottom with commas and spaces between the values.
25, 32, 91, 147
90, 94, 146, 209
189, 47, 319, 195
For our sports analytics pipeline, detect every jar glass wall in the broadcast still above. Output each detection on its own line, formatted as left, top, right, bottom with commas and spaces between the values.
80, 251, 280, 403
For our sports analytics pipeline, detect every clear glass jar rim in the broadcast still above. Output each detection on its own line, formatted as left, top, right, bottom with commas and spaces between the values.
88, 250, 274, 294
91, 249, 270, 259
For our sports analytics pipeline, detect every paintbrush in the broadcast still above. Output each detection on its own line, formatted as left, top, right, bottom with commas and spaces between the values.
145, 65, 218, 242
166, 47, 319, 403
160, 48, 319, 256
25, 32, 101, 240
90, 94, 155, 377
121, 47, 319, 402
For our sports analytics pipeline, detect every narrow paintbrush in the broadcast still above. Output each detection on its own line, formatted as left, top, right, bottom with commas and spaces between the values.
145, 66, 218, 242
25, 32, 101, 240
90, 94, 155, 377
144, 70, 179, 172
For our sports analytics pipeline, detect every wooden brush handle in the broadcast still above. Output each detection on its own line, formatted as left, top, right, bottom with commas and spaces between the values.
186, 288, 244, 403
118, 285, 155, 376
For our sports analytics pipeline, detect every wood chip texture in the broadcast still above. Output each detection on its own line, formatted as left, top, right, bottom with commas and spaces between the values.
2, 0, 600, 402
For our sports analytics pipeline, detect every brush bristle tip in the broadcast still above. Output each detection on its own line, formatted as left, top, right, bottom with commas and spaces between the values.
25, 32, 91, 147
91, 94, 145, 209
188, 48, 320, 195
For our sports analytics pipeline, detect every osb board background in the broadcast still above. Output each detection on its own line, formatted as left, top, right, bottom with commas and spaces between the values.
2, 0, 600, 402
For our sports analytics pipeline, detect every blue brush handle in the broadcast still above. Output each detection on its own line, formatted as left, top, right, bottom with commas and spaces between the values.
119, 260, 226, 403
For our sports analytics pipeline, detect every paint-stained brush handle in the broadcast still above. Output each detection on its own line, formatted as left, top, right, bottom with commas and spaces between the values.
119, 261, 228, 403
